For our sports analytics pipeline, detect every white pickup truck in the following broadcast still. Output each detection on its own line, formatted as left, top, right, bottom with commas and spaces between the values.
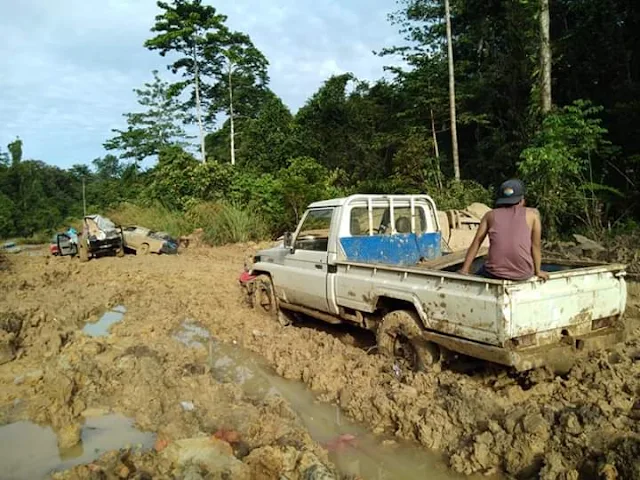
241, 195, 627, 371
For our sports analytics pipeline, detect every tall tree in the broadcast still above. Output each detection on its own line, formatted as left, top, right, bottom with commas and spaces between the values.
213, 32, 269, 166
104, 70, 191, 162
237, 92, 294, 172
145, 1, 269, 164
145, 0, 229, 161
540, 0, 552, 113
444, 0, 461, 180
7, 137, 23, 165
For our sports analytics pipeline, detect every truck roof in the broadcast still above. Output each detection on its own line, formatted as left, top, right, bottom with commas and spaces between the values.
308, 198, 347, 208
308, 194, 437, 210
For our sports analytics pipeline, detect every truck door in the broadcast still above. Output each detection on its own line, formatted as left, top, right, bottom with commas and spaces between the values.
281, 208, 334, 313
56, 234, 78, 256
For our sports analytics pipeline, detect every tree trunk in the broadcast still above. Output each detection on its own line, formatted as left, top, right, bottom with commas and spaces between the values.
444, 0, 461, 181
228, 63, 236, 166
430, 108, 443, 191
193, 47, 206, 162
540, 0, 552, 113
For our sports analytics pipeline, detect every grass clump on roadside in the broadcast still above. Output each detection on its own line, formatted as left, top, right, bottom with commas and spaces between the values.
108, 203, 191, 238
108, 201, 270, 246
11, 231, 53, 245
188, 202, 269, 245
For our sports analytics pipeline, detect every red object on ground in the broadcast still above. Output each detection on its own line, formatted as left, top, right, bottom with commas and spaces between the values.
323, 433, 358, 452
212, 428, 241, 444
239, 271, 256, 283
49, 244, 59, 255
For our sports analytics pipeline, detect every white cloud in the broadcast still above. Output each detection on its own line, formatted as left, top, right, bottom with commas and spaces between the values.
0, 0, 403, 167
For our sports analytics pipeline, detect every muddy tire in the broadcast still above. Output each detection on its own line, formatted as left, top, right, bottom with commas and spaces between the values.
377, 309, 440, 372
138, 243, 150, 255
78, 236, 89, 263
253, 275, 291, 326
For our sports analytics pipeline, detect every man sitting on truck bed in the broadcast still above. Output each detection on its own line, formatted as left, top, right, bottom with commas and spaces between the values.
460, 179, 549, 281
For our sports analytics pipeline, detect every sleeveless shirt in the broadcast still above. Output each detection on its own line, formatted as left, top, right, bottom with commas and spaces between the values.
485, 205, 534, 280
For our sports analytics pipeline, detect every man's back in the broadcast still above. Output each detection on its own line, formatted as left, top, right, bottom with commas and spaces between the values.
484, 205, 536, 280
460, 178, 548, 281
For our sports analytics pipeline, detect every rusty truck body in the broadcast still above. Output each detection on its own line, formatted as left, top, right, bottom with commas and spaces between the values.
242, 195, 627, 372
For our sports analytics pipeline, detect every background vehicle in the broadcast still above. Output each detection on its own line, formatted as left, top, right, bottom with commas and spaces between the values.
241, 195, 627, 372
122, 225, 178, 255
55, 215, 124, 261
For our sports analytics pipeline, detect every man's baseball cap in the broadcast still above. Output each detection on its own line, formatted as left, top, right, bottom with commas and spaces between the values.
495, 179, 525, 206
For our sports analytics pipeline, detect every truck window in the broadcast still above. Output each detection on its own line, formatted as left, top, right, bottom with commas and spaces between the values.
295, 208, 333, 251
350, 207, 386, 235
350, 206, 427, 235
394, 207, 427, 233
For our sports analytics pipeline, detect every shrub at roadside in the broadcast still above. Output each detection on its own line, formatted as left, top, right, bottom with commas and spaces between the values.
188, 202, 269, 245
108, 202, 269, 246
108, 203, 191, 238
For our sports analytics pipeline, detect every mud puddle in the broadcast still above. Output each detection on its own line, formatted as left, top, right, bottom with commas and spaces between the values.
175, 322, 473, 479
0, 414, 154, 480
173, 320, 211, 347
83, 305, 126, 337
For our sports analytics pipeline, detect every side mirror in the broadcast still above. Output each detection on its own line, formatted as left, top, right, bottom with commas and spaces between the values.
283, 232, 294, 251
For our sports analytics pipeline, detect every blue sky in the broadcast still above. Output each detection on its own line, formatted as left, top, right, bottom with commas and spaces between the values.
0, 0, 404, 169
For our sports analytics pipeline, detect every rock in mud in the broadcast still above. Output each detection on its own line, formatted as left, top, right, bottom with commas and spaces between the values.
57, 422, 82, 449
161, 437, 250, 479
0, 331, 16, 365
245, 445, 337, 480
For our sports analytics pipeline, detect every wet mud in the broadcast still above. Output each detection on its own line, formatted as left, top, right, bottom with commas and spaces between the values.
0, 246, 638, 479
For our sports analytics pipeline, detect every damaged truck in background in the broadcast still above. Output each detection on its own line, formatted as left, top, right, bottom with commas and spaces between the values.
240, 194, 627, 372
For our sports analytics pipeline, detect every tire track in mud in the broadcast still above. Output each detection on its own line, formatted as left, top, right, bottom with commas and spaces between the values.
1, 247, 639, 479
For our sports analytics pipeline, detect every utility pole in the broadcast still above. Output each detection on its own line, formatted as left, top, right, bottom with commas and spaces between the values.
444, 0, 461, 181
82, 177, 87, 217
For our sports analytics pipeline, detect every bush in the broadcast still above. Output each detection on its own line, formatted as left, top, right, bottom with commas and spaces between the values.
518, 100, 620, 238
187, 202, 269, 245
431, 179, 493, 211
108, 203, 191, 238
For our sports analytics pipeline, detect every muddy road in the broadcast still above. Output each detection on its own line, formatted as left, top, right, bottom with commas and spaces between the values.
0, 246, 638, 479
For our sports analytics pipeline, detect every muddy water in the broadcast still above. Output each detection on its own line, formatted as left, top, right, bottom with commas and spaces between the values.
0, 414, 154, 480
82, 305, 126, 337
176, 322, 474, 480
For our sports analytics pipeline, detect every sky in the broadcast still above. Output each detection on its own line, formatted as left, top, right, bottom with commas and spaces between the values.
0, 0, 405, 169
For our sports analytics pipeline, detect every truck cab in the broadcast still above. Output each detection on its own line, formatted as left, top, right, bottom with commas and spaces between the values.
255, 195, 442, 314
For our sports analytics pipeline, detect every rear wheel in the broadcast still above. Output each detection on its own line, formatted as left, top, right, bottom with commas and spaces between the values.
377, 310, 440, 372
253, 275, 292, 326
138, 243, 150, 255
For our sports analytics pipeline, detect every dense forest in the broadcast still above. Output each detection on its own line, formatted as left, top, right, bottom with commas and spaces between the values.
1, 0, 639, 243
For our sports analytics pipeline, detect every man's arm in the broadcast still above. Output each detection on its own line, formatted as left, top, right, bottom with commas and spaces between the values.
530, 210, 549, 280
459, 213, 490, 274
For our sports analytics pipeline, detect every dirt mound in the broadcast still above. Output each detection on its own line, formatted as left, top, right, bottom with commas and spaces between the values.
544, 232, 640, 277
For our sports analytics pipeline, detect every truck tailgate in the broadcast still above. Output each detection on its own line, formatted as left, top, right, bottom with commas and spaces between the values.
506, 265, 626, 342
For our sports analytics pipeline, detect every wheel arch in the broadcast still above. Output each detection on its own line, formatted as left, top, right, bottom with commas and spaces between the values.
374, 293, 428, 330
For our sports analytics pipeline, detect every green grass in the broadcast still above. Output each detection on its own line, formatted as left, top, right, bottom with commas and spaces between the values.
11, 231, 53, 245
108, 201, 270, 245
107, 203, 191, 238
188, 202, 270, 245
4, 201, 271, 247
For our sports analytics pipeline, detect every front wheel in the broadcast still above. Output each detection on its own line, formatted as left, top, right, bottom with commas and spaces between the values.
252, 275, 292, 326
377, 310, 441, 372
